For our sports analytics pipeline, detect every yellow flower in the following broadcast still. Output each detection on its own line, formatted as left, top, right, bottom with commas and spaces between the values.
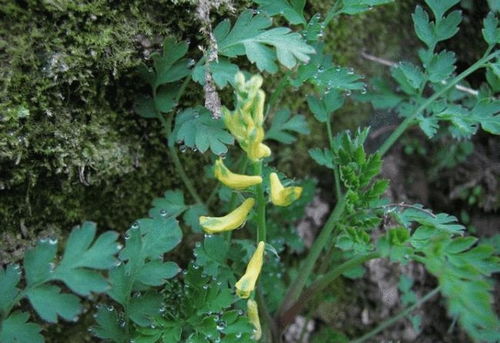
269, 172, 303, 207
235, 241, 265, 298
199, 198, 255, 234
223, 73, 271, 162
214, 158, 262, 190
247, 299, 262, 341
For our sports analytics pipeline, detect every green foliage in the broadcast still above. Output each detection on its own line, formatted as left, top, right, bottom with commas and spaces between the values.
214, 10, 315, 73
173, 106, 235, 155
266, 109, 310, 144
254, 0, 307, 25
0, 222, 120, 341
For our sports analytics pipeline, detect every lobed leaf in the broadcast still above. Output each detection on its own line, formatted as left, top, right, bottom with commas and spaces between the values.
266, 109, 309, 144
173, 106, 234, 155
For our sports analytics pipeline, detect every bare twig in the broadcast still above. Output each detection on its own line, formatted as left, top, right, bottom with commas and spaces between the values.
361, 51, 479, 96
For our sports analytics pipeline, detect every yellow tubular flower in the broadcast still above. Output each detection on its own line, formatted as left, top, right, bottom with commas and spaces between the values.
235, 241, 265, 298
247, 299, 262, 341
214, 159, 262, 190
269, 172, 303, 207
199, 198, 255, 234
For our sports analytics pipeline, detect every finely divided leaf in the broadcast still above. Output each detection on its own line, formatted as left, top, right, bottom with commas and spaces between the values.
254, 0, 306, 25
266, 109, 309, 143
192, 58, 240, 89
24, 240, 57, 285
152, 38, 190, 88
434, 10, 462, 41
483, 12, 500, 45
412, 6, 436, 48
128, 292, 163, 326
424, 0, 459, 20
391, 62, 425, 94
309, 148, 334, 169
0, 312, 43, 343
136, 261, 180, 286
26, 285, 81, 323
93, 305, 127, 343
0, 265, 21, 314
426, 50, 456, 82
149, 190, 187, 219
214, 10, 315, 72
173, 106, 234, 155
340, 0, 394, 15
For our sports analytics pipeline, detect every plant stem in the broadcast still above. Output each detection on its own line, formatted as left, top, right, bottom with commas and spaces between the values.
279, 252, 380, 326
278, 195, 347, 317
351, 287, 441, 343
377, 49, 498, 157
159, 113, 204, 205
154, 75, 205, 205
253, 161, 266, 242
324, 0, 342, 26
326, 117, 342, 200
265, 71, 291, 118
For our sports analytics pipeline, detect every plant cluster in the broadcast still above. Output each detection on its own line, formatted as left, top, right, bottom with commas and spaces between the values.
1, 0, 499, 342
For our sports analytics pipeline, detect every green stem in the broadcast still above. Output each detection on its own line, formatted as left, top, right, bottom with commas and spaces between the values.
154, 75, 205, 205
265, 71, 291, 118
253, 161, 266, 242
351, 287, 440, 343
278, 195, 347, 316
324, 0, 342, 26
377, 49, 498, 157
326, 117, 342, 200
279, 252, 379, 326
160, 113, 204, 205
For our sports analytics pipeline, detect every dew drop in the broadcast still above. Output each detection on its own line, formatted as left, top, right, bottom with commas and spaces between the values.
49, 238, 58, 245
160, 209, 168, 217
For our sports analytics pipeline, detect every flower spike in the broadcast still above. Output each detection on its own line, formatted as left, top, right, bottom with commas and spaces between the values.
235, 241, 265, 298
269, 172, 302, 207
214, 158, 262, 190
247, 299, 262, 341
199, 198, 255, 234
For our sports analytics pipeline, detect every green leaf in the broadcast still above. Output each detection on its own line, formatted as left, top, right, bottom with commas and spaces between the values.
58, 222, 119, 270
152, 38, 190, 88
417, 115, 439, 138
434, 10, 462, 41
426, 50, 456, 82
254, 0, 306, 24
314, 66, 365, 92
424, 0, 459, 20
214, 10, 315, 72
340, 0, 393, 15
52, 222, 119, 295
309, 148, 334, 169
472, 99, 500, 135
482, 12, 499, 45
266, 109, 309, 144
24, 240, 57, 285
183, 204, 207, 232
307, 91, 344, 122
412, 6, 436, 48
128, 292, 163, 326
135, 217, 183, 258
0, 265, 21, 314
93, 305, 127, 343
149, 190, 187, 219
391, 62, 425, 94
134, 96, 157, 119
173, 106, 234, 155
136, 261, 180, 286
192, 58, 240, 89
0, 312, 43, 343
26, 285, 81, 323
154, 85, 178, 113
